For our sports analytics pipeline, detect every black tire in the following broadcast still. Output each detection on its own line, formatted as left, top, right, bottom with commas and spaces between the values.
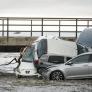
50, 70, 64, 80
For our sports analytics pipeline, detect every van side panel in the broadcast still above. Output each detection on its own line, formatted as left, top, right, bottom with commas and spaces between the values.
47, 39, 77, 57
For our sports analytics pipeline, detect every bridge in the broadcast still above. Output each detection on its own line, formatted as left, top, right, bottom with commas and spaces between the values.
0, 17, 92, 51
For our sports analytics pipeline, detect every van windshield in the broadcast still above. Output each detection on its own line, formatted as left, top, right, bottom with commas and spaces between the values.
37, 39, 47, 58
22, 46, 35, 62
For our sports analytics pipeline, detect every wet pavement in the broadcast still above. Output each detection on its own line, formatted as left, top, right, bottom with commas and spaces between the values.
0, 74, 92, 92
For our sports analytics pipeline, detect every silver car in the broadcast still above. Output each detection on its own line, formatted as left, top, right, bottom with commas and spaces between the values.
36, 54, 71, 73
41, 52, 92, 80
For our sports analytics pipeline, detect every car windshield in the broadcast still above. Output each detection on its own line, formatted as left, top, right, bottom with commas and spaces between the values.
22, 46, 35, 62
37, 39, 47, 58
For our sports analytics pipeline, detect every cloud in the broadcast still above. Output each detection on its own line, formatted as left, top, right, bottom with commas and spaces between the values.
0, 0, 92, 17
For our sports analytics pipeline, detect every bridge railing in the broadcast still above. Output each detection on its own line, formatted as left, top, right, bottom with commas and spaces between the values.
0, 17, 92, 41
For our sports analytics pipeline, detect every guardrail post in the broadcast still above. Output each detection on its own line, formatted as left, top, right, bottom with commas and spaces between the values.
2, 19, 4, 37
76, 19, 78, 39
87, 20, 89, 28
7, 18, 9, 42
41, 18, 43, 36
31, 20, 32, 37
59, 20, 61, 37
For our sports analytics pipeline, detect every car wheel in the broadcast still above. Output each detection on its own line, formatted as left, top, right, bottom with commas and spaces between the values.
50, 70, 64, 80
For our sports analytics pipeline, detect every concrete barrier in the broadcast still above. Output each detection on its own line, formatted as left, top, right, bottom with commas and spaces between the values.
0, 37, 37, 45
0, 37, 37, 52
0, 45, 25, 52
0, 37, 75, 52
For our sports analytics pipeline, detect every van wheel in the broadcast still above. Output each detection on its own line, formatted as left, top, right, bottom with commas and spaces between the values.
50, 70, 64, 80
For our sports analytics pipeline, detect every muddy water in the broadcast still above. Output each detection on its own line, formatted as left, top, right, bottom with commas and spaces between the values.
0, 53, 92, 92
0, 75, 92, 92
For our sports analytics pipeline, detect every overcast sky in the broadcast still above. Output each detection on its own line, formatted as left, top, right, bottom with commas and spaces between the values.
0, 0, 92, 17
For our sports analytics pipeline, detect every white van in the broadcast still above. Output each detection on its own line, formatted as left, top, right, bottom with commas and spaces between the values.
15, 36, 77, 77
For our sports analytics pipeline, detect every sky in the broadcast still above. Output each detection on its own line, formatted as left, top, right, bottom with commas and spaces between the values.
0, 0, 92, 17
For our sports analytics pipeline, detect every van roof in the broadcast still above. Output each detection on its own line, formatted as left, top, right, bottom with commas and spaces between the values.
47, 39, 77, 57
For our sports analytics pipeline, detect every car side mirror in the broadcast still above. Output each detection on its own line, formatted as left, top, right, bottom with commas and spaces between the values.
66, 62, 73, 65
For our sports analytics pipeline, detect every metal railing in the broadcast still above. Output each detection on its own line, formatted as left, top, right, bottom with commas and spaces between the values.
0, 17, 92, 41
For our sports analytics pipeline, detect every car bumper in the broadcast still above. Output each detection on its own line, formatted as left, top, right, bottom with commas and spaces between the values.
40, 68, 50, 80
15, 69, 39, 77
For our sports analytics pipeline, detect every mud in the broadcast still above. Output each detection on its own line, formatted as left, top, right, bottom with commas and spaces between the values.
0, 74, 92, 92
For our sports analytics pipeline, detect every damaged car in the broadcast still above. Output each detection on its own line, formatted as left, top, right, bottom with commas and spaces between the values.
36, 53, 72, 74
15, 36, 77, 77
40, 52, 92, 80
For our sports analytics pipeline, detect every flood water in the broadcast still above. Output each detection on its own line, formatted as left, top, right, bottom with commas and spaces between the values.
0, 74, 91, 92
0, 53, 92, 92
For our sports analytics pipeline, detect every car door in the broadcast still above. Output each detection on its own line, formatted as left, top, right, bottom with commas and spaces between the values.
65, 54, 90, 79
87, 54, 92, 76
41, 56, 64, 66
48, 56, 64, 64
39, 55, 49, 67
